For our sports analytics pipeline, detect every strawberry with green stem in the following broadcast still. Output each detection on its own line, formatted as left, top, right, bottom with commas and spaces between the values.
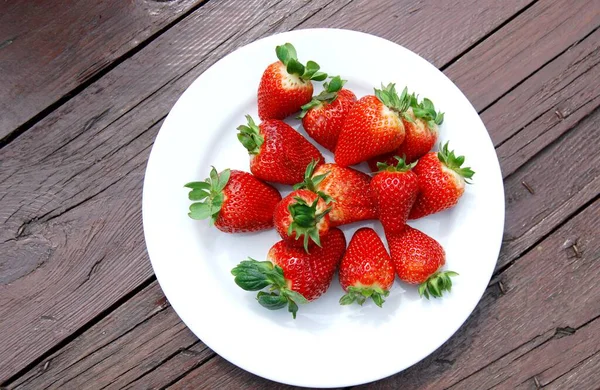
185, 168, 281, 233
368, 93, 444, 170
409, 142, 475, 219
294, 160, 377, 227
237, 115, 323, 185
258, 43, 327, 120
339, 228, 395, 307
273, 189, 331, 252
386, 225, 458, 299
370, 156, 419, 236
232, 228, 346, 318
335, 83, 412, 167
300, 76, 357, 152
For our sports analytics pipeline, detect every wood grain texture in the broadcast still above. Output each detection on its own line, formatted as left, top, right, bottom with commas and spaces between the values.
295, 0, 535, 68
167, 355, 312, 390
545, 349, 600, 390
489, 27, 600, 176
444, 0, 600, 111
0, 0, 539, 381
0, 0, 207, 140
499, 107, 600, 270
7, 282, 211, 390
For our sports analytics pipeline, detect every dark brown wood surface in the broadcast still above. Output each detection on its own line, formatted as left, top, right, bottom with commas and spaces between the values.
1, 0, 599, 388
0, 0, 207, 142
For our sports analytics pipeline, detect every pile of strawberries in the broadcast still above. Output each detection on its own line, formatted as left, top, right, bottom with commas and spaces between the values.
185, 43, 474, 318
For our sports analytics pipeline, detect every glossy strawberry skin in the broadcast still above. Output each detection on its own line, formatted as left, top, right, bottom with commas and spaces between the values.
302, 89, 357, 152
251, 119, 323, 185
267, 228, 346, 301
334, 95, 405, 167
339, 228, 394, 291
386, 225, 445, 284
216, 170, 282, 233
273, 189, 330, 248
367, 111, 438, 171
409, 152, 465, 219
312, 163, 377, 226
370, 169, 419, 235
258, 62, 314, 120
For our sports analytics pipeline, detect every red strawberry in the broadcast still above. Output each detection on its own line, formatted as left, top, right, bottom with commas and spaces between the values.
185, 168, 281, 233
370, 157, 419, 235
273, 189, 331, 252
300, 76, 357, 151
409, 142, 475, 219
386, 225, 457, 299
231, 228, 346, 318
335, 84, 411, 167
258, 43, 328, 120
339, 228, 395, 307
294, 160, 377, 227
237, 115, 323, 185
368, 96, 444, 170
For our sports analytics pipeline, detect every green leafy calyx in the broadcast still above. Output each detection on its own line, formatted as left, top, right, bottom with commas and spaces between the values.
418, 271, 459, 299
288, 196, 331, 253
410, 95, 444, 128
236, 115, 263, 155
293, 159, 333, 203
231, 258, 309, 319
299, 76, 346, 118
275, 43, 327, 82
374, 83, 413, 116
339, 285, 390, 307
437, 142, 475, 182
184, 167, 230, 224
376, 155, 417, 173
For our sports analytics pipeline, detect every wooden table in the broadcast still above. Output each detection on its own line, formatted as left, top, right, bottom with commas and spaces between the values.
1, 0, 599, 388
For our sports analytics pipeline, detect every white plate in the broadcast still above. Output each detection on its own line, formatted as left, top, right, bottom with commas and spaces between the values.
143, 29, 504, 388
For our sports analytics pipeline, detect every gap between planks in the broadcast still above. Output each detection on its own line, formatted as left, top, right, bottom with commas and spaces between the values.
0, 0, 214, 150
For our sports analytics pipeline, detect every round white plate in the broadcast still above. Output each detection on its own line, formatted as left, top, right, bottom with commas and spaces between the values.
143, 29, 504, 388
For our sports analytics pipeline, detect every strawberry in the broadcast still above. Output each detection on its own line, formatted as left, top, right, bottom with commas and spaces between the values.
258, 43, 328, 120
300, 76, 357, 151
370, 157, 419, 235
237, 115, 323, 185
386, 225, 457, 299
185, 168, 281, 233
409, 142, 475, 219
334, 83, 411, 167
231, 228, 346, 318
273, 189, 331, 252
368, 95, 444, 170
339, 228, 395, 307
294, 160, 377, 227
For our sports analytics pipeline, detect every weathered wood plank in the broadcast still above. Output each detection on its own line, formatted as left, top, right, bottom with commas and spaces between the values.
498, 106, 600, 270
489, 27, 600, 176
544, 350, 600, 390
0, 0, 538, 381
0, 120, 158, 382
296, 0, 535, 68
448, 312, 600, 388
0, 0, 207, 140
444, 0, 600, 111
7, 281, 212, 390
167, 355, 310, 390
122, 342, 212, 390
355, 198, 600, 389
